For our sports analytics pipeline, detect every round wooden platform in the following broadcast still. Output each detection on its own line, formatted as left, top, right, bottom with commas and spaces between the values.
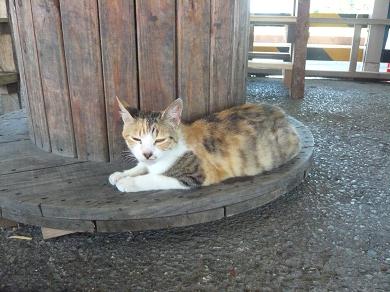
0, 115, 313, 232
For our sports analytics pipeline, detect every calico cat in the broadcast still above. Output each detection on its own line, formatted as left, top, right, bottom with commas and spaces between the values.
109, 97, 300, 192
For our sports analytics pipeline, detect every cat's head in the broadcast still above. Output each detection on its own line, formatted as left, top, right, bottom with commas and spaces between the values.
117, 97, 183, 164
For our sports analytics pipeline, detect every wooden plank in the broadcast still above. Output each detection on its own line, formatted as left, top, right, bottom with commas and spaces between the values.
96, 208, 224, 232
14, 0, 51, 151
309, 17, 390, 26
1, 207, 94, 232
0, 0, 6, 22
0, 33, 16, 72
290, 0, 310, 99
0, 110, 29, 144
0, 140, 83, 175
363, 0, 389, 72
98, 0, 139, 161
7, 0, 35, 143
177, 0, 210, 121
248, 24, 254, 54
31, 0, 76, 157
41, 228, 78, 240
249, 15, 390, 26
136, 0, 175, 111
60, 0, 108, 161
250, 15, 297, 25
231, 0, 250, 105
209, 0, 235, 113
248, 61, 293, 70
248, 52, 291, 61
0, 72, 17, 86
0, 92, 19, 114
306, 70, 390, 80
349, 24, 362, 72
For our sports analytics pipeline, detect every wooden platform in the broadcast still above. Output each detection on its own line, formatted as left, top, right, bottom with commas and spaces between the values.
0, 111, 314, 233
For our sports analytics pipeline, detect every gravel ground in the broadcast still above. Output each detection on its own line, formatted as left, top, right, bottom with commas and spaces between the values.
1, 78, 389, 291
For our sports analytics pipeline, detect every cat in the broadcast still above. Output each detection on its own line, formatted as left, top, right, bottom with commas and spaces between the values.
109, 97, 301, 192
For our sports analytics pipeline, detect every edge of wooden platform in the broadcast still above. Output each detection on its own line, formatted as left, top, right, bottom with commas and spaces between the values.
0, 117, 314, 232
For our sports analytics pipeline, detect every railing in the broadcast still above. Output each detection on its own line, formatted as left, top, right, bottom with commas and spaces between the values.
248, 14, 390, 80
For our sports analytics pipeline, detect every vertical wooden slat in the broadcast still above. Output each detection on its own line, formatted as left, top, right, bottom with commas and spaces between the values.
231, 0, 249, 104
15, 0, 50, 150
209, 0, 235, 113
136, 0, 176, 111
98, 0, 139, 161
349, 24, 362, 72
60, 0, 108, 161
31, 0, 76, 157
177, 0, 210, 121
290, 0, 310, 99
7, 0, 35, 143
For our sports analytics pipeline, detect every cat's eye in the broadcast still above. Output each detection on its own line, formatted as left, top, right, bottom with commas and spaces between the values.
154, 138, 166, 144
131, 137, 141, 143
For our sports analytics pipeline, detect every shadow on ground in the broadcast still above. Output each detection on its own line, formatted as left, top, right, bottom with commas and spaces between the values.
1, 77, 389, 291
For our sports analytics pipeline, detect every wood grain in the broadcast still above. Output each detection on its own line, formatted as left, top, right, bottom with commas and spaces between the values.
15, 0, 51, 150
7, 1, 34, 143
60, 0, 108, 161
177, 0, 210, 121
98, 0, 139, 161
231, 0, 249, 104
31, 0, 76, 157
136, 0, 175, 111
96, 208, 224, 232
209, 0, 236, 113
290, 0, 310, 99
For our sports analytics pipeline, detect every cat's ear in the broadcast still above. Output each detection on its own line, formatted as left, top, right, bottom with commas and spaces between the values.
116, 96, 134, 124
162, 98, 183, 127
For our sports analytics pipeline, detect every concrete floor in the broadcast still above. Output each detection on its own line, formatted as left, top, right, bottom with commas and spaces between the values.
1, 78, 389, 291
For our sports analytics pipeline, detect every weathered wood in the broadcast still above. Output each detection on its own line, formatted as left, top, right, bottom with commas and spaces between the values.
15, 0, 51, 150
7, 0, 35, 143
283, 69, 293, 89
96, 209, 224, 232
31, 0, 76, 157
0, 0, 6, 22
209, 0, 236, 113
306, 70, 390, 80
290, 0, 310, 99
0, 72, 17, 86
41, 228, 78, 240
248, 61, 293, 70
349, 24, 362, 72
231, 0, 250, 104
0, 140, 83, 175
177, 0, 210, 121
248, 24, 254, 54
363, 0, 389, 72
0, 92, 19, 114
248, 52, 290, 61
0, 33, 16, 72
60, 0, 108, 161
136, 0, 175, 111
98, 0, 139, 161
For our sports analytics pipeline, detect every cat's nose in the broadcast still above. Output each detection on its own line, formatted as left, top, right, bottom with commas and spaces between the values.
143, 152, 153, 159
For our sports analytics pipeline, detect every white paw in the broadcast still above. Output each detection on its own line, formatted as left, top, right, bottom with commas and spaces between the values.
109, 171, 125, 185
115, 177, 136, 192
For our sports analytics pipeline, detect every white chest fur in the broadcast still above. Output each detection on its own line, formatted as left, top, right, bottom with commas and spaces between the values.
144, 138, 188, 174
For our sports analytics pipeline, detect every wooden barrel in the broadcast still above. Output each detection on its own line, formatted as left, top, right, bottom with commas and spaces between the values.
9, 0, 250, 162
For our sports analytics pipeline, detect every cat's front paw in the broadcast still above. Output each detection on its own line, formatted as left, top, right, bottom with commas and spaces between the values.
115, 177, 135, 192
109, 171, 125, 185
